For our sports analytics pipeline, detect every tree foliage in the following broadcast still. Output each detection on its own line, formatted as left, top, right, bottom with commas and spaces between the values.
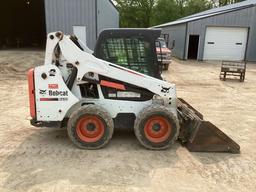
219, 0, 244, 6
115, 0, 157, 28
184, 0, 213, 16
115, 0, 246, 27
151, 0, 180, 26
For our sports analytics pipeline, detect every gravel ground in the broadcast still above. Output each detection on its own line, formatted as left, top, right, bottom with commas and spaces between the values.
0, 50, 256, 192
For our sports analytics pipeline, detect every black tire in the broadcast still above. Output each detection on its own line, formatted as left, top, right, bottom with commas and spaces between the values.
134, 105, 179, 150
67, 105, 114, 149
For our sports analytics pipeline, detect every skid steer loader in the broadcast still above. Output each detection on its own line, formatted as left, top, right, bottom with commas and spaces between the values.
28, 30, 240, 153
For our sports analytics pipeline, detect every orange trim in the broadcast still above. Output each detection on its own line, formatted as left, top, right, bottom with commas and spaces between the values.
100, 80, 126, 90
28, 68, 36, 118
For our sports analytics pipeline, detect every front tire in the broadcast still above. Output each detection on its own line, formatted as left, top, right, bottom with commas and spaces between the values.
134, 105, 179, 150
67, 105, 114, 149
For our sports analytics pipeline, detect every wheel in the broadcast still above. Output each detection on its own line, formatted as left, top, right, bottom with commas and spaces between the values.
134, 105, 179, 150
67, 105, 114, 149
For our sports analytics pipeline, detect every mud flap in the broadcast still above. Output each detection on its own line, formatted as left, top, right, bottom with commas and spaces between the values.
177, 98, 240, 154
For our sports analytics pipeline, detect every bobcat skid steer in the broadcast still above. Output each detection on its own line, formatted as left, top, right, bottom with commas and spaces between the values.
28, 30, 240, 153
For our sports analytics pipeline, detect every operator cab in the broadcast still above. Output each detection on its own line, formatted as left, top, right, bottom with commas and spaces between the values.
94, 29, 162, 79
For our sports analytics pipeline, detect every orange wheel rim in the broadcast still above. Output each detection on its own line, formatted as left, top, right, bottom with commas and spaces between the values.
144, 116, 172, 143
76, 115, 105, 143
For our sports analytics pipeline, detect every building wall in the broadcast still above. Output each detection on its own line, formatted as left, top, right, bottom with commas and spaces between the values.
161, 24, 187, 59
44, 0, 97, 49
186, 6, 256, 61
97, 0, 119, 35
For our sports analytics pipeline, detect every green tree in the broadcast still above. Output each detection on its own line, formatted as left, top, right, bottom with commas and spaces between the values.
115, 0, 157, 28
184, 0, 213, 16
219, 0, 245, 6
139, 0, 156, 27
152, 0, 180, 26
115, 0, 243, 28
152, 0, 213, 26
175, 0, 187, 17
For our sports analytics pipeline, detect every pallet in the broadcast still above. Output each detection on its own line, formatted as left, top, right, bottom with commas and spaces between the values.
219, 60, 246, 82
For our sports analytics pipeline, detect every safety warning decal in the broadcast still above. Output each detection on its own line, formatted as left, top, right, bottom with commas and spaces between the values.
48, 84, 59, 89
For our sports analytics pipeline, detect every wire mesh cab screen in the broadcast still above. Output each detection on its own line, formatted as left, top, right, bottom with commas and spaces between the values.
99, 37, 153, 76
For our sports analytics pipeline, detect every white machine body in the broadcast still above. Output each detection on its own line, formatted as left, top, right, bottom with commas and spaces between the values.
27, 31, 240, 153
30, 32, 177, 123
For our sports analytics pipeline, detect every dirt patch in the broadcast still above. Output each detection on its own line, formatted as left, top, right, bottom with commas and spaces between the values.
0, 51, 256, 192
0, 50, 44, 80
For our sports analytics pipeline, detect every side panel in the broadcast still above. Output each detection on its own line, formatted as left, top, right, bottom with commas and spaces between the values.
34, 65, 79, 121
160, 24, 187, 60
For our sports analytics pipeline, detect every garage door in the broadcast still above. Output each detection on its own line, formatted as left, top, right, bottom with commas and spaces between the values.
203, 27, 248, 61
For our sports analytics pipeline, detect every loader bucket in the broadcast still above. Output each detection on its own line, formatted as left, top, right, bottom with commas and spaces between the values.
177, 98, 240, 154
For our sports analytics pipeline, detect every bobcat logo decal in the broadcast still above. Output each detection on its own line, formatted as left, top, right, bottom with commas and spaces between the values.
39, 89, 47, 95
161, 86, 171, 93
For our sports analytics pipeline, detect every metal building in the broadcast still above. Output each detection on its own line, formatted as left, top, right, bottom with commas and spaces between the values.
44, 0, 119, 49
0, 0, 119, 50
154, 0, 256, 61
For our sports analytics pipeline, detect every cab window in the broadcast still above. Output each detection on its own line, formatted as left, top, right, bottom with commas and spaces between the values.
100, 37, 153, 76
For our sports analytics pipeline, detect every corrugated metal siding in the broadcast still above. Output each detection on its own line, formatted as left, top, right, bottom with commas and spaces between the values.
155, 0, 256, 28
161, 24, 187, 59
247, 6, 256, 61
44, 0, 96, 49
186, 6, 256, 61
97, 0, 119, 35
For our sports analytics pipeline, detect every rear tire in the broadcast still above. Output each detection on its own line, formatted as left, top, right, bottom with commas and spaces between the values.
134, 105, 179, 150
67, 105, 114, 149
